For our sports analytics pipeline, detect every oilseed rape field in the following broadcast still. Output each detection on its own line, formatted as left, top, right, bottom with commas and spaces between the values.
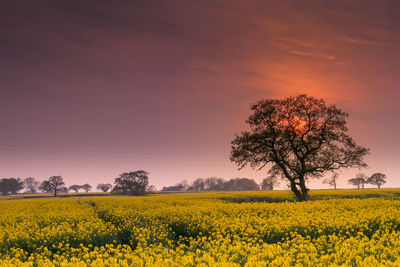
2, 190, 400, 266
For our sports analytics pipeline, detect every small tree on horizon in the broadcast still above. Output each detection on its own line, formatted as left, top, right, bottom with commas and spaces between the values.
230, 95, 369, 201
47, 176, 65, 197
69, 184, 82, 193
323, 172, 339, 189
96, 183, 112, 192
348, 173, 367, 189
112, 170, 151, 196
0, 178, 24, 195
24, 177, 39, 193
39, 180, 52, 193
367, 173, 387, 189
261, 176, 280, 190
82, 183, 92, 193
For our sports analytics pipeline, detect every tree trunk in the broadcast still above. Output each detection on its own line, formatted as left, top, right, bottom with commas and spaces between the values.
298, 177, 310, 201
54, 188, 57, 197
290, 178, 310, 201
290, 182, 302, 200
378, 184, 380, 189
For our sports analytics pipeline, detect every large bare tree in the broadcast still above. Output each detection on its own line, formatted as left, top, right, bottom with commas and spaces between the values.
230, 95, 369, 201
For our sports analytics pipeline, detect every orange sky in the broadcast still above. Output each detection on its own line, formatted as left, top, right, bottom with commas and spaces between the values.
0, 0, 399, 189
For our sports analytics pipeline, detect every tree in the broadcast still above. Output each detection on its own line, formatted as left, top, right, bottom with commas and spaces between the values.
348, 173, 367, 189
367, 173, 387, 189
223, 178, 260, 191
0, 178, 24, 195
204, 177, 225, 191
161, 184, 185, 191
230, 95, 369, 201
323, 172, 339, 189
59, 186, 69, 193
39, 180, 52, 193
24, 177, 39, 193
42, 176, 65, 196
191, 178, 205, 192
69, 184, 82, 193
96, 183, 112, 192
82, 183, 92, 193
261, 176, 280, 190
112, 170, 151, 196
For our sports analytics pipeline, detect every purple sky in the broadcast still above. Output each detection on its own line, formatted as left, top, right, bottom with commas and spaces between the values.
1, 0, 399, 189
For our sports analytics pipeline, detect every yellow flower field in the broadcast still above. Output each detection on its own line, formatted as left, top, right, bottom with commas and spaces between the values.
2, 189, 400, 266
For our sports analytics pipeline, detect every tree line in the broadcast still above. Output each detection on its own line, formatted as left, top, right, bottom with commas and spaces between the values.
0, 170, 154, 196
161, 176, 280, 192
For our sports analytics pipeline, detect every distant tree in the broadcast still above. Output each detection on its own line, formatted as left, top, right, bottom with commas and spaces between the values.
69, 184, 82, 193
323, 172, 340, 189
224, 178, 260, 191
43, 176, 66, 196
146, 185, 156, 192
59, 186, 69, 193
367, 173, 387, 189
261, 176, 280, 190
82, 183, 92, 193
180, 180, 189, 190
161, 184, 185, 191
191, 178, 205, 192
96, 183, 112, 192
162, 180, 190, 191
24, 177, 39, 193
0, 178, 24, 195
39, 180, 52, 193
204, 177, 225, 191
348, 173, 367, 189
230, 95, 369, 201
112, 170, 151, 196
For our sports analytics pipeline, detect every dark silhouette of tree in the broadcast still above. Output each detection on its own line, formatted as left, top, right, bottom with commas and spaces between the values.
0, 178, 24, 195
41, 176, 65, 196
82, 183, 92, 193
323, 172, 339, 189
162, 180, 190, 191
261, 176, 280, 190
367, 173, 387, 189
39, 180, 52, 193
112, 170, 151, 196
69, 185, 82, 193
24, 177, 39, 193
96, 183, 112, 192
224, 178, 260, 191
230, 95, 369, 201
348, 173, 367, 189
162, 184, 185, 191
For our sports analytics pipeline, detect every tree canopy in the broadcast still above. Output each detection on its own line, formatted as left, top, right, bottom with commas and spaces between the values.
0, 178, 24, 196
96, 183, 113, 192
112, 170, 151, 196
367, 173, 387, 189
230, 95, 369, 201
40, 176, 65, 196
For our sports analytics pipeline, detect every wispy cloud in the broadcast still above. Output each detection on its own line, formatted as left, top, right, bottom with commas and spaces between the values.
345, 37, 392, 46
289, 50, 336, 60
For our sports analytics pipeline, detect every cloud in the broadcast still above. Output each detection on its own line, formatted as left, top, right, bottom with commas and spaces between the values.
289, 50, 336, 60
344, 37, 395, 46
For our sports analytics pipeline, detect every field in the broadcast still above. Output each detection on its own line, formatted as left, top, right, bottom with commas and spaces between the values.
2, 189, 400, 266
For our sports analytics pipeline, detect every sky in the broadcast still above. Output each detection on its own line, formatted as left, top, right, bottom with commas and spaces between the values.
1, 0, 399, 190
